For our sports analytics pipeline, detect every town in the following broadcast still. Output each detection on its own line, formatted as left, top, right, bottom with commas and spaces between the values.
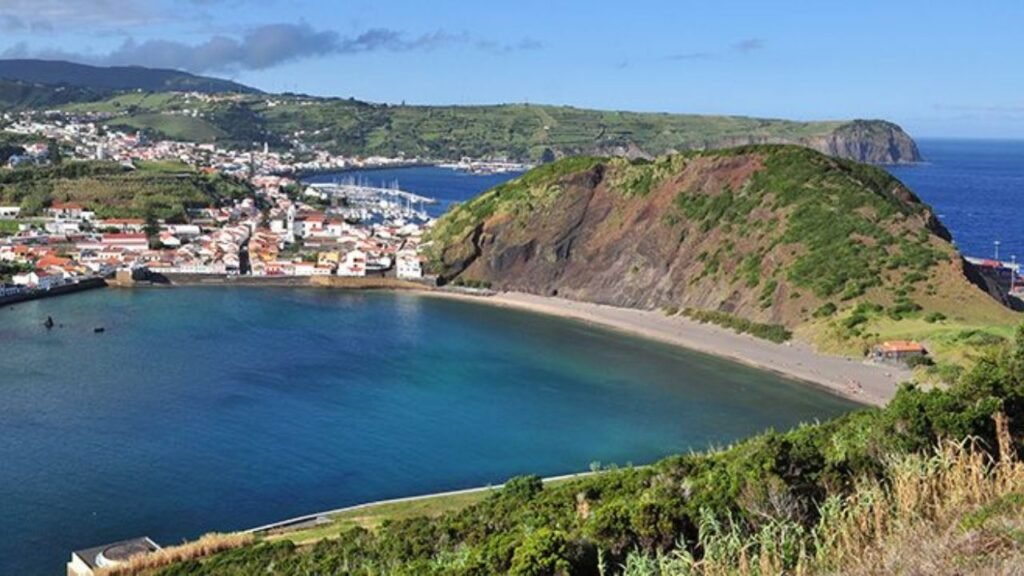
0, 106, 470, 302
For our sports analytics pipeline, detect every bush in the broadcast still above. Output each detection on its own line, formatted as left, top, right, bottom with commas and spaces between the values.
814, 302, 838, 318
682, 308, 792, 343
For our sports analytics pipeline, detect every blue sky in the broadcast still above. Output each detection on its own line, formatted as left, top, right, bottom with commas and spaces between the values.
1, 0, 1022, 138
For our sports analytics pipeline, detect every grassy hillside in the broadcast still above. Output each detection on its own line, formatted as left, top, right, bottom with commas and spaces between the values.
53, 92, 919, 163
111, 328, 1024, 575
425, 146, 1016, 372
107, 114, 228, 143
0, 161, 251, 220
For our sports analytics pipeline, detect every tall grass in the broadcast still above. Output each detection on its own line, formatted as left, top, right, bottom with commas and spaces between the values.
96, 532, 254, 575
620, 413, 1024, 575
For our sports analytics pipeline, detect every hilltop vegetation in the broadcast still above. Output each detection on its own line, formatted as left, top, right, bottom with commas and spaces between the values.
0, 79, 103, 110
425, 145, 1015, 370
50, 90, 920, 164
0, 161, 251, 220
0, 60, 256, 96
123, 326, 1024, 575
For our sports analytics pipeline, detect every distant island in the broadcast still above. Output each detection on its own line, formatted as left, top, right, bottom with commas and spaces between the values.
0, 59, 920, 165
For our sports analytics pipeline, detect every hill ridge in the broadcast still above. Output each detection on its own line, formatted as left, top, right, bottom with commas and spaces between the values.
426, 144, 1013, 364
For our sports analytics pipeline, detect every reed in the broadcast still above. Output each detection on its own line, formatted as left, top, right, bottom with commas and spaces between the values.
96, 532, 255, 575
621, 412, 1024, 575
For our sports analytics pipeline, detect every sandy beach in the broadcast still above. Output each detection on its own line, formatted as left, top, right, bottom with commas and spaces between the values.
426, 290, 911, 406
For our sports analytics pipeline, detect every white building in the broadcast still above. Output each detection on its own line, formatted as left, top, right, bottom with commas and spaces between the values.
12, 271, 63, 290
0, 206, 20, 219
396, 251, 423, 279
337, 249, 367, 277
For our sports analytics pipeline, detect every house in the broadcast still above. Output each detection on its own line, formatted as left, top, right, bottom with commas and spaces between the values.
310, 252, 337, 270
159, 232, 182, 248
337, 249, 367, 277
871, 341, 927, 365
396, 250, 423, 279
45, 220, 81, 236
293, 262, 317, 276
46, 202, 85, 219
165, 224, 201, 238
295, 213, 326, 238
12, 270, 63, 290
0, 206, 20, 219
68, 537, 161, 576
101, 233, 150, 252
99, 218, 146, 233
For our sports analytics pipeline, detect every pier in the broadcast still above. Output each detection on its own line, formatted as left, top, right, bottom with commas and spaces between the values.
307, 180, 437, 223
307, 181, 437, 206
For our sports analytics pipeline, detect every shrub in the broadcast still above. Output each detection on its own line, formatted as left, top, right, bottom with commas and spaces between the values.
682, 308, 792, 343
814, 302, 838, 318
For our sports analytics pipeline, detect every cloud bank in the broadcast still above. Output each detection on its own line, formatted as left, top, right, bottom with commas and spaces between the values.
1, 22, 541, 73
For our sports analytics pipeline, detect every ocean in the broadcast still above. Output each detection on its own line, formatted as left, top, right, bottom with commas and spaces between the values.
887, 139, 1024, 260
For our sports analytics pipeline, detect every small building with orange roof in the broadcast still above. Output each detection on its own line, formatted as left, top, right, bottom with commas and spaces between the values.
871, 340, 927, 365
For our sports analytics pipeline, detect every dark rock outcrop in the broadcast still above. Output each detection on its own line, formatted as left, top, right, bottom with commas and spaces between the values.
803, 120, 922, 164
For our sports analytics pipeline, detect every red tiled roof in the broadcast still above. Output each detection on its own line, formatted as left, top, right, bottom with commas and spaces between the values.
877, 341, 926, 353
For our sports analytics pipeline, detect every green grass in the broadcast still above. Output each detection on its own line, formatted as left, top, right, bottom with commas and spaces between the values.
0, 219, 19, 234
0, 161, 250, 220
268, 491, 495, 545
135, 160, 196, 173
108, 114, 227, 142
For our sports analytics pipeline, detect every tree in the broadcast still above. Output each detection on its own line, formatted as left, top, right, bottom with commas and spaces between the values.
46, 138, 62, 166
509, 529, 574, 576
144, 212, 161, 249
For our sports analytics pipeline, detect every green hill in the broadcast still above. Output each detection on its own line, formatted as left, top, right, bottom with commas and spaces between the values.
0, 79, 104, 110
49, 91, 920, 164
426, 146, 1015, 371
0, 59, 257, 95
0, 161, 251, 221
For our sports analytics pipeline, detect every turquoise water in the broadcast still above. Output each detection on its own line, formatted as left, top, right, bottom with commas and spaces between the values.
0, 288, 858, 574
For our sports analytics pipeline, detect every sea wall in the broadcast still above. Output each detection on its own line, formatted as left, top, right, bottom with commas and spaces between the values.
0, 277, 107, 307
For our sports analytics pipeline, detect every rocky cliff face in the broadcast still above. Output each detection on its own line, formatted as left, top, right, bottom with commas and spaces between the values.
587, 120, 923, 165
802, 120, 922, 165
427, 146, 983, 327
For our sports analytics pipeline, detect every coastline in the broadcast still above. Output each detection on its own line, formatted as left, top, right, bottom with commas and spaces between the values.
421, 290, 910, 407
112, 278, 908, 405
247, 469, 603, 537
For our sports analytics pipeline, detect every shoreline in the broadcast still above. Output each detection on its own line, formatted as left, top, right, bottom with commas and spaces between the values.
421, 291, 909, 407
112, 278, 907, 405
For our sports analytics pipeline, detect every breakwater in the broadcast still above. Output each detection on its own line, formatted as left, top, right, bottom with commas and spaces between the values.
0, 277, 107, 307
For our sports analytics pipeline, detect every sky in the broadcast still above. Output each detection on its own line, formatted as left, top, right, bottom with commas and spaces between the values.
0, 0, 1022, 138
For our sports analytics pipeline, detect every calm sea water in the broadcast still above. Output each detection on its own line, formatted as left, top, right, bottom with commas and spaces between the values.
0, 288, 857, 574
887, 139, 1024, 260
